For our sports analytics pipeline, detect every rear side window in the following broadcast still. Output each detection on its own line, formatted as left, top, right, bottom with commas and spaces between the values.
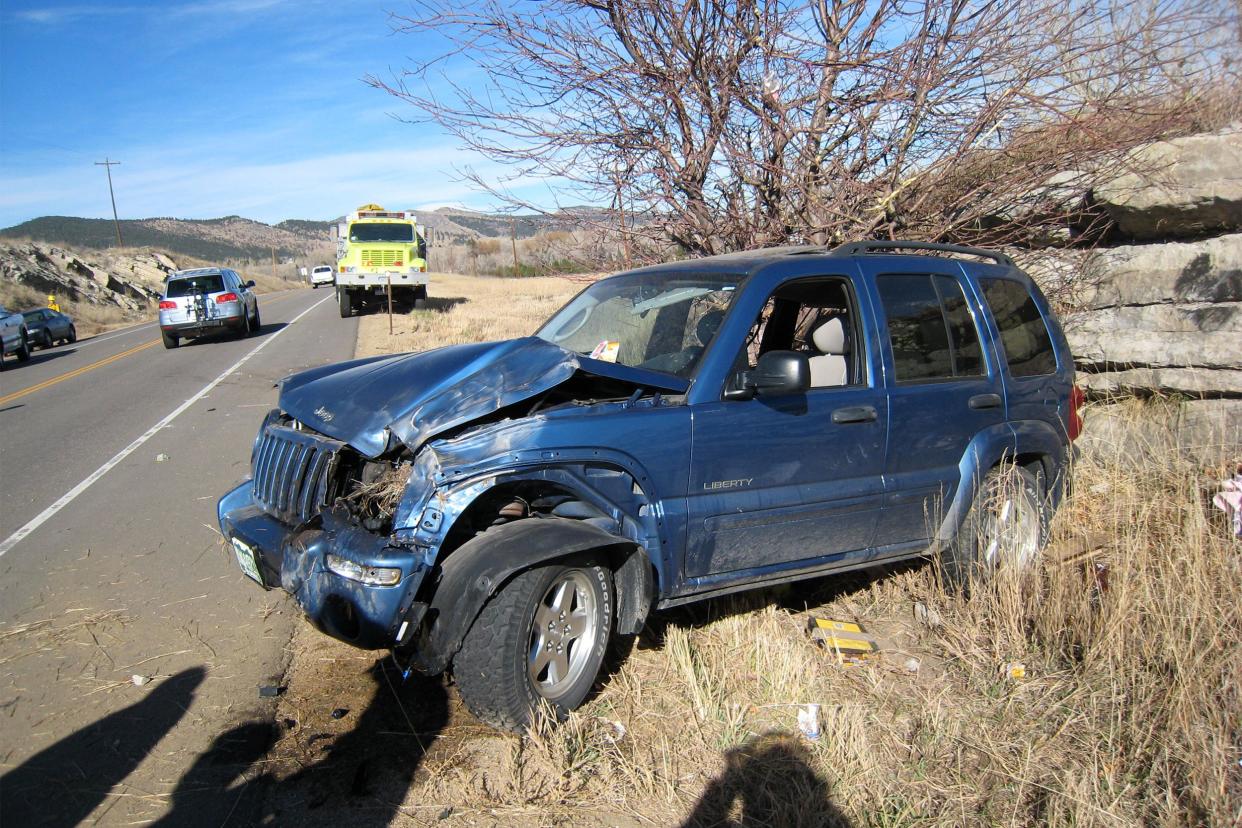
980, 279, 1057, 377
166, 275, 225, 297
877, 274, 984, 382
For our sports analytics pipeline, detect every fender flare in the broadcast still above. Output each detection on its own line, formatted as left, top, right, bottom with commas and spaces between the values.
415, 516, 652, 674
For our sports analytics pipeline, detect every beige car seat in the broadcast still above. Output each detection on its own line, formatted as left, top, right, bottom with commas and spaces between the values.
808, 317, 849, 387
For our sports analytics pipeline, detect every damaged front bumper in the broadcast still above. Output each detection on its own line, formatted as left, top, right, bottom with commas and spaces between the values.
218, 481, 430, 650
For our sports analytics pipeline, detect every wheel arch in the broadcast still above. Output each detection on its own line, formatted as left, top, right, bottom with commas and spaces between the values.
415, 516, 652, 674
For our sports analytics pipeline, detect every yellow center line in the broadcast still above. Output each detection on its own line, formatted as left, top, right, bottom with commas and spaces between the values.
0, 339, 160, 406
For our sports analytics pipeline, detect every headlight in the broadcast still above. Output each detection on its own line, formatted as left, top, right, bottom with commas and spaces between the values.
325, 554, 401, 587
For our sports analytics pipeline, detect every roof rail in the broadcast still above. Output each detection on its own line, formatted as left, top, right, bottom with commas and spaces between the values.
830, 240, 1014, 268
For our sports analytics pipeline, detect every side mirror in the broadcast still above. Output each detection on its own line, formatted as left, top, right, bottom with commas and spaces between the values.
244, 280, 256, 289
722, 350, 810, 400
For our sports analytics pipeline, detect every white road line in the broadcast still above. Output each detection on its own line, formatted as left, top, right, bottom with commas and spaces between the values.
0, 293, 332, 558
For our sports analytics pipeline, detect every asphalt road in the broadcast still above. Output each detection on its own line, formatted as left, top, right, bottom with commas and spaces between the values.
0, 287, 356, 825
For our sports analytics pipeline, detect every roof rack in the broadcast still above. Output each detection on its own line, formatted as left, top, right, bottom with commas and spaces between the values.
830, 240, 1014, 268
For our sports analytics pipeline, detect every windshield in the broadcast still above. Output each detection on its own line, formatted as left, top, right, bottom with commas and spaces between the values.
313, 266, 332, 274
349, 222, 414, 243
166, 275, 225, 297
536, 271, 738, 378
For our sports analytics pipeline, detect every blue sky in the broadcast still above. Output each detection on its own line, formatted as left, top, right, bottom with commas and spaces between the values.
0, 0, 558, 226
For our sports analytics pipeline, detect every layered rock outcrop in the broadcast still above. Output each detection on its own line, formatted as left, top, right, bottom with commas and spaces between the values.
0, 242, 172, 312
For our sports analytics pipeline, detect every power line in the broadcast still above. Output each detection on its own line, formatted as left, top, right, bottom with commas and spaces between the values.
94, 158, 123, 246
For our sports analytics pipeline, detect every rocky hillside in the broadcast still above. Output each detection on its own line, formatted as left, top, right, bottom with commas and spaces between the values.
0, 241, 173, 314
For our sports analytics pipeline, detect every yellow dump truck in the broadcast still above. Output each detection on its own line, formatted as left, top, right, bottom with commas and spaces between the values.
332, 204, 428, 317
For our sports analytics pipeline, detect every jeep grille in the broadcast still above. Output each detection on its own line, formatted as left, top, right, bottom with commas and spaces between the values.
252, 424, 343, 524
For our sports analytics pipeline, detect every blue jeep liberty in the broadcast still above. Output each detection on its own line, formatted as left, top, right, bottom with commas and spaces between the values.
219, 241, 1081, 730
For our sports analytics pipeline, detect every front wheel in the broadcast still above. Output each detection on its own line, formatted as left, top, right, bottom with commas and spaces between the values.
41, 329, 54, 349
66, 325, 77, 344
941, 465, 1049, 590
337, 288, 352, 318
454, 556, 614, 731
15, 332, 30, 362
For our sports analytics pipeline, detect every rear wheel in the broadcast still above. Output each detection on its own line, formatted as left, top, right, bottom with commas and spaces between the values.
942, 465, 1049, 589
454, 555, 614, 732
161, 330, 179, 349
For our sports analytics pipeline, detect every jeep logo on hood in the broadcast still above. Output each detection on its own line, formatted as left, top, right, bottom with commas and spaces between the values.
313, 405, 335, 423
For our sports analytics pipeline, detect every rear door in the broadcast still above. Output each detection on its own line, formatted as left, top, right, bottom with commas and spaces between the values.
863, 259, 1007, 551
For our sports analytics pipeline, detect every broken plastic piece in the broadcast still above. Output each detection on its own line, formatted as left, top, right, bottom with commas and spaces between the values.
131, 674, 150, 686
258, 684, 282, 698
330, 707, 349, 720
807, 616, 879, 664
797, 703, 821, 740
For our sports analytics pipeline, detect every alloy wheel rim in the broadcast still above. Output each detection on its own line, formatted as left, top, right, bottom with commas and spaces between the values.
527, 570, 598, 700
980, 486, 1040, 569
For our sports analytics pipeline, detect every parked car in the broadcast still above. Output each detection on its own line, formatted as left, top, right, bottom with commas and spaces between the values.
218, 240, 1083, 730
0, 305, 30, 368
310, 265, 335, 289
158, 267, 260, 349
21, 308, 76, 349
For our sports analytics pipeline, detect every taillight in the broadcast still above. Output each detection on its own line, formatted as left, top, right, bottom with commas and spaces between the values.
1067, 385, 1085, 441
215, 292, 239, 304
159, 300, 176, 310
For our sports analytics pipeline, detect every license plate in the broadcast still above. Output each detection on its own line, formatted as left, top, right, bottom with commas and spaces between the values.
231, 537, 264, 585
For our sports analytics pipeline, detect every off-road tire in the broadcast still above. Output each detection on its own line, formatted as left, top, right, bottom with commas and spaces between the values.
941, 465, 1050, 590
338, 288, 352, 318
454, 555, 614, 732
161, 330, 179, 349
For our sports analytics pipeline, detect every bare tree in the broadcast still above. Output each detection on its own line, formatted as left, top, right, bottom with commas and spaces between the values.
373, 0, 1240, 257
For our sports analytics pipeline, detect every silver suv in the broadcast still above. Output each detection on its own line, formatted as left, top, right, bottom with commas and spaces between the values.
158, 268, 259, 349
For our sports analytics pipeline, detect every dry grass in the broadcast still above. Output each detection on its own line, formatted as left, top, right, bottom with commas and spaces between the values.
270, 273, 1240, 826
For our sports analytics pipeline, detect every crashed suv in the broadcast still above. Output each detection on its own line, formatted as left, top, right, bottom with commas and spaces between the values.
218, 240, 1082, 730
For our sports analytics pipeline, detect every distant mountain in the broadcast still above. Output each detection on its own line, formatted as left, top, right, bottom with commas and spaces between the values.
0, 215, 331, 263
1, 207, 619, 262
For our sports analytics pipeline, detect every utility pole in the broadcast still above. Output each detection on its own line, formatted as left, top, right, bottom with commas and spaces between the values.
510, 220, 519, 276
95, 158, 123, 246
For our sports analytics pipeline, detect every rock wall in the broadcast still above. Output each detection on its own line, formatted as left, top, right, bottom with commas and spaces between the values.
0, 242, 173, 313
1034, 124, 1242, 457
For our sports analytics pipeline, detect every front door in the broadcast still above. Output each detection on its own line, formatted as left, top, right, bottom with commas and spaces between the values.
683, 275, 887, 583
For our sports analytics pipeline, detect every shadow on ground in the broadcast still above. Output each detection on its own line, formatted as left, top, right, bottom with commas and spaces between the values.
0, 667, 206, 828
680, 732, 854, 828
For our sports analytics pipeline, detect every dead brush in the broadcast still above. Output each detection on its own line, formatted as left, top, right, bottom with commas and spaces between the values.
341, 464, 412, 522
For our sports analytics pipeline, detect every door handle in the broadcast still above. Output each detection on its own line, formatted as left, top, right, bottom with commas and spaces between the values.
832, 405, 878, 424
969, 393, 1002, 410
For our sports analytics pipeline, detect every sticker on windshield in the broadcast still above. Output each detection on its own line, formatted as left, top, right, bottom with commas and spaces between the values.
590, 340, 620, 363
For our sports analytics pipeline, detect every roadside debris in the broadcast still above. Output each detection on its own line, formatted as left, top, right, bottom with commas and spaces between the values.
330, 707, 349, 720
131, 674, 150, 686
258, 684, 283, 698
1211, 467, 1242, 538
912, 602, 943, 629
155, 453, 170, 462
807, 616, 879, 664
797, 703, 821, 740
1002, 662, 1026, 681
903, 657, 921, 673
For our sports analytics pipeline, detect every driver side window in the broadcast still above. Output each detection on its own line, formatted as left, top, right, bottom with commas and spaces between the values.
734, 277, 863, 388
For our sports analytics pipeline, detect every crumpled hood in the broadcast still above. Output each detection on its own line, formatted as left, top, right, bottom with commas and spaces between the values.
277, 336, 686, 458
